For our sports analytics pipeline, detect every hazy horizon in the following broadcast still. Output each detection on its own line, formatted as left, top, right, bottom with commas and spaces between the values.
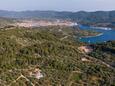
1, 9, 115, 12
0, 0, 115, 12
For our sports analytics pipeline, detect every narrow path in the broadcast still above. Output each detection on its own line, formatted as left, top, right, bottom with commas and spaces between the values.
9, 74, 35, 86
21, 74, 35, 86
8, 75, 22, 86
60, 35, 69, 41
77, 49, 115, 70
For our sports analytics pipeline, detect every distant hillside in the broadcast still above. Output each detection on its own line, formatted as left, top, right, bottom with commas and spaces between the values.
0, 17, 14, 27
0, 10, 72, 19
0, 10, 115, 23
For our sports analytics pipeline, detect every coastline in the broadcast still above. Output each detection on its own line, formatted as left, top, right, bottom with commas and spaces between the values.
80, 33, 103, 38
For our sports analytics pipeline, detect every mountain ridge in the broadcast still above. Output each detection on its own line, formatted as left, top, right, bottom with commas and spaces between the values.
0, 10, 115, 26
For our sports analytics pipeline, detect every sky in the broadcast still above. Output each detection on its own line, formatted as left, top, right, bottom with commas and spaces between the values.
0, 0, 115, 12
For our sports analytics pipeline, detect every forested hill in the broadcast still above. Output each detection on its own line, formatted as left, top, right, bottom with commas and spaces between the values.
0, 10, 115, 23
0, 26, 115, 86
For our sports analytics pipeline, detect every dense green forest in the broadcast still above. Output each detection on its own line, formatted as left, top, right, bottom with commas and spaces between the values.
0, 26, 115, 86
